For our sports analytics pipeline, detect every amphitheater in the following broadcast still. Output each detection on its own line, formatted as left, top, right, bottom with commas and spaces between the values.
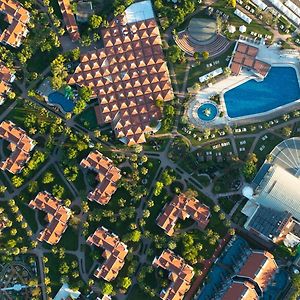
174, 17, 231, 57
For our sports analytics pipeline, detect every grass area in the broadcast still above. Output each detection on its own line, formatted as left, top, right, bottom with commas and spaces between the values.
59, 226, 78, 251
253, 133, 283, 167
212, 167, 240, 194
184, 43, 235, 90
236, 137, 255, 161
144, 188, 171, 232
231, 199, 247, 226
74, 104, 99, 131
143, 138, 170, 152
16, 201, 38, 233
212, 0, 273, 38
27, 47, 61, 73
128, 285, 160, 300
172, 62, 188, 91
218, 196, 236, 214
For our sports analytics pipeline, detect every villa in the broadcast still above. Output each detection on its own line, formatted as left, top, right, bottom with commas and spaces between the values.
86, 226, 128, 282
58, 0, 80, 42
80, 150, 121, 205
0, 120, 35, 174
152, 249, 194, 300
29, 191, 71, 245
242, 138, 300, 247
68, 0, 173, 145
196, 236, 279, 300
0, 63, 15, 104
156, 193, 211, 236
0, 0, 30, 47
220, 250, 278, 299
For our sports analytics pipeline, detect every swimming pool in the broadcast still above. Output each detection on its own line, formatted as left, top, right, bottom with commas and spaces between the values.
224, 67, 300, 118
197, 102, 218, 121
48, 92, 75, 113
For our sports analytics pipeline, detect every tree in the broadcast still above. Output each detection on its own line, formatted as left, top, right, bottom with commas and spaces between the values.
154, 181, 164, 196
102, 283, 113, 295
42, 172, 54, 184
243, 153, 258, 181
202, 51, 210, 60
167, 45, 185, 64
213, 205, 221, 212
89, 15, 103, 29
120, 277, 132, 290
228, 0, 236, 7
282, 126, 292, 137
11, 176, 24, 188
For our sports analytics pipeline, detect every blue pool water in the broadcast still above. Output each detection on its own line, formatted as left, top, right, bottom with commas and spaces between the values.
48, 92, 75, 112
224, 67, 300, 118
197, 102, 218, 121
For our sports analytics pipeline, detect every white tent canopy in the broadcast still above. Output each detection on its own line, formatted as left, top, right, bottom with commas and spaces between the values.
268, 0, 300, 25
228, 25, 236, 33
285, 0, 300, 18
251, 0, 267, 10
239, 25, 247, 33
234, 9, 252, 24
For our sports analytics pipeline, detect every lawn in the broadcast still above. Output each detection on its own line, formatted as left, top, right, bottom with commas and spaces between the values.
231, 199, 248, 226
235, 137, 255, 161
212, 167, 240, 194
218, 196, 236, 214
212, 0, 273, 38
59, 226, 79, 251
27, 47, 61, 73
16, 200, 39, 233
128, 285, 160, 300
74, 104, 99, 131
253, 133, 283, 167
172, 62, 188, 91
184, 43, 236, 90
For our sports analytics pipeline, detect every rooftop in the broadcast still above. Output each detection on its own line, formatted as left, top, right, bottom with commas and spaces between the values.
80, 151, 121, 205
0, 63, 15, 103
153, 249, 194, 300
254, 164, 300, 221
68, 1, 173, 145
29, 191, 71, 245
58, 0, 80, 41
229, 42, 270, 77
157, 193, 210, 236
86, 226, 128, 282
245, 206, 293, 241
0, 0, 30, 47
0, 120, 35, 174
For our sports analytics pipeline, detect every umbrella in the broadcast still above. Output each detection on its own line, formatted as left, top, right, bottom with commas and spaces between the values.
228, 25, 236, 33
239, 25, 247, 33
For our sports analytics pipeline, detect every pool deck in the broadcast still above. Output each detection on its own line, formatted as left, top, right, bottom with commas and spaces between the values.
186, 39, 300, 128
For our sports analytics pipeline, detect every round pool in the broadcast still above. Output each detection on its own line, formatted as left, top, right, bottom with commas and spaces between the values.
197, 102, 218, 121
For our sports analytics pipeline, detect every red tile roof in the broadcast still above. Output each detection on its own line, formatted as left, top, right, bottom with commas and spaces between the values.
0, 63, 14, 103
157, 193, 210, 236
80, 151, 121, 205
58, 0, 80, 42
0, 0, 30, 47
29, 191, 71, 245
0, 120, 35, 174
153, 249, 194, 300
68, 13, 173, 145
238, 251, 277, 290
230, 42, 270, 77
86, 226, 128, 281
222, 281, 258, 300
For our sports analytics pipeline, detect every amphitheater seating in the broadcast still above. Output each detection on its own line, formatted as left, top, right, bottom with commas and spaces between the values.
175, 32, 231, 58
